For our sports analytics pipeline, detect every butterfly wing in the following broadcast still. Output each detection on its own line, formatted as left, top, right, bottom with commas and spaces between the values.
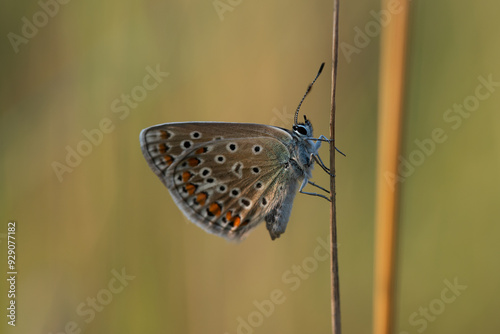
140, 122, 297, 241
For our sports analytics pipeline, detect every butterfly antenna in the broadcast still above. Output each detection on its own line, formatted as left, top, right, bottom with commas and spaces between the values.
294, 62, 325, 125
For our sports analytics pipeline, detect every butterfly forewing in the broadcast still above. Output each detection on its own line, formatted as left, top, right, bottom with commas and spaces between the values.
140, 122, 295, 241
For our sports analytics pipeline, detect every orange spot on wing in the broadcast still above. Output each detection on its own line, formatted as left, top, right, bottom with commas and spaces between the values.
196, 192, 207, 206
188, 157, 200, 167
159, 143, 168, 154
225, 211, 242, 228
195, 147, 207, 154
164, 155, 174, 166
182, 171, 192, 182
185, 183, 197, 195
160, 130, 170, 139
232, 216, 241, 227
209, 203, 222, 216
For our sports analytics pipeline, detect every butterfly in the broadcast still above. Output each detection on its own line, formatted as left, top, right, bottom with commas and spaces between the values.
140, 63, 336, 241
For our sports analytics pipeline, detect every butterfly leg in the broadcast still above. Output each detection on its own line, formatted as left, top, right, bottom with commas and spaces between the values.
310, 153, 334, 177
335, 146, 346, 156
308, 180, 330, 194
310, 135, 344, 177
310, 135, 333, 176
313, 154, 331, 173
299, 178, 331, 202
313, 135, 329, 150
312, 135, 346, 156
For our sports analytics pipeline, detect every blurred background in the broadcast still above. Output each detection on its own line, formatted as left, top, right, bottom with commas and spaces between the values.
1, 0, 500, 333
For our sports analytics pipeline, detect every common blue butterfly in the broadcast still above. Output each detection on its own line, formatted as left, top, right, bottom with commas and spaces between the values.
140, 63, 333, 241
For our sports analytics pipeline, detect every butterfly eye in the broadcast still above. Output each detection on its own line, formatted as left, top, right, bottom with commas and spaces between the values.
294, 125, 308, 136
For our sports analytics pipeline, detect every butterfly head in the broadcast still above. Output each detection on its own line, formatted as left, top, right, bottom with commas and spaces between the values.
293, 115, 313, 138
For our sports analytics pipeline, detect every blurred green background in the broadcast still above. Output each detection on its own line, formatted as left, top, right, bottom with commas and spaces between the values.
1, 0, 500, 333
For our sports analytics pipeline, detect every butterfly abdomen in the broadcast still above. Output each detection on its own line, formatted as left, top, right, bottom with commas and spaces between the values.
264, 179, 299, 240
